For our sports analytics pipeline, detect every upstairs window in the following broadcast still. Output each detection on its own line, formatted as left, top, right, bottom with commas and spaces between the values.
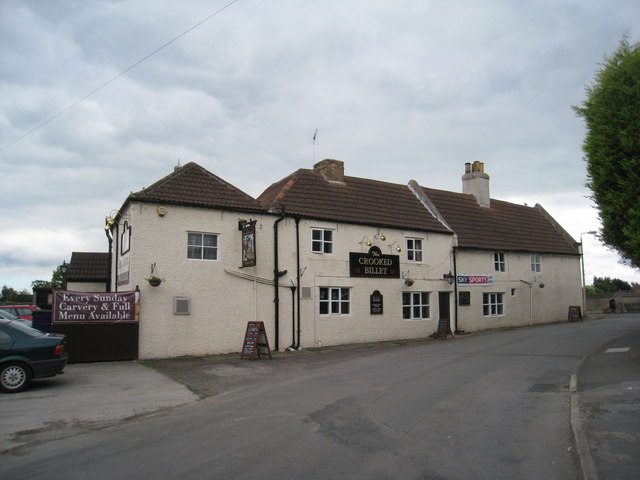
530, 254, 541, 272
312, 228, 333, 254
406, 238, 423, 262
188, 232, 218, 260
493, 252, 505, 272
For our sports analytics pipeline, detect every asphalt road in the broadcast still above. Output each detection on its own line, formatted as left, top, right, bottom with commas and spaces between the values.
1, 316, 638, 480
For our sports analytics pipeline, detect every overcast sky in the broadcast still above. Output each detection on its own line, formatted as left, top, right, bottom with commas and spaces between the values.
1, 0, 639, 291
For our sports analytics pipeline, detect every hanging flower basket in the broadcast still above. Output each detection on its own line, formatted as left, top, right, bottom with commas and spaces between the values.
404, 278, 414, 287
147, 276, 162, 287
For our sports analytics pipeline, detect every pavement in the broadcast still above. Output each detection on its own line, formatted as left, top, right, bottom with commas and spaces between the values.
1, 327, 638, 480
0, 361, 199, 452
572, 328, 640, 480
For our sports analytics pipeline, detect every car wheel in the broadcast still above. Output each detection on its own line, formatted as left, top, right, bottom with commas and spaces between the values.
1, 362, 32, 393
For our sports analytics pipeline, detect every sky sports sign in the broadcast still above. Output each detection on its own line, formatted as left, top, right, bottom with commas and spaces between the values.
456, 274, 494, 286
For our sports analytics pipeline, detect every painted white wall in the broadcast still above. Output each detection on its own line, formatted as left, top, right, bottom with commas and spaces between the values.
275, 218, 457, 349
455, 249, 582, 332
108, 201, 581, 358
66, 282, 106, 293
113, 202, 279, 358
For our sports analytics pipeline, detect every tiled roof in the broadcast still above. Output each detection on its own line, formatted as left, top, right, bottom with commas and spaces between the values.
258, 168, 452, 234
419, 186, 579, 255
126, 162, 266, 213
67, 252, 110, 282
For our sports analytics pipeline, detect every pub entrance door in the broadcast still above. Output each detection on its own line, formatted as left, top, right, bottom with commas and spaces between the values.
438, 291, 451, 332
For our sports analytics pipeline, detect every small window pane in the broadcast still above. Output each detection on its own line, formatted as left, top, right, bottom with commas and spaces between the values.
203, 235, 217, 247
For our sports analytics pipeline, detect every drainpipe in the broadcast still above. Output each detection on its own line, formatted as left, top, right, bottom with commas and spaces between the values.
273, 208, 286, 351
113, 221, 119, 293
289, 285, 297, 349
105, 223, 113, 293
295, 217, 302, 348
453, 246, 458, 333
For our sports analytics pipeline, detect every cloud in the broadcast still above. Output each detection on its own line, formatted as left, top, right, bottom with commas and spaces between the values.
1, 0, 639, 289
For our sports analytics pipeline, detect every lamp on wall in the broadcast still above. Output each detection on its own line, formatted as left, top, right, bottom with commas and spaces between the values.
388, 241, 402, 252
360, 236, 373, 247
443, 271, 455, 285
59, 261, 68, 275
374, 230, 386, 242
104, 210, 120, 231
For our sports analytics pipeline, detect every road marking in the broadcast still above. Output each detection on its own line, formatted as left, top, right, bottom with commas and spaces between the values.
605, 347, 630, 353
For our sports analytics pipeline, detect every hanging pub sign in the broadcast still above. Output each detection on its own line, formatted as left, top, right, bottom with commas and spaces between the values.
349, 246, 400, 278
239, 220, 257, 267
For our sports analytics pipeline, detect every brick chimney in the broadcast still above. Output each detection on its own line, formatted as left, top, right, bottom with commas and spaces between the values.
462, 161, 490, 207
314, 159, 345, 182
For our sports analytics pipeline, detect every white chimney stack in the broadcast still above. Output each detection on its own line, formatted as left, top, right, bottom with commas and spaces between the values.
462, 161, 490, 207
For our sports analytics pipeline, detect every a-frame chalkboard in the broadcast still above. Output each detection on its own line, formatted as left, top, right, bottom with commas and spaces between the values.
241, 321, 272, 360
435, 318, 454, 339
568, 305, 583, 322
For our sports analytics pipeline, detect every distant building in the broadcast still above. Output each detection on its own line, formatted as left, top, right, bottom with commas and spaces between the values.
101, 159, 581, 359
66, 252, 110, 293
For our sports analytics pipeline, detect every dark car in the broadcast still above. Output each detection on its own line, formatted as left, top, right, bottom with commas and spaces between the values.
0, 318, 68, 393
0, 309, 33, 327
0, 305, 39, 321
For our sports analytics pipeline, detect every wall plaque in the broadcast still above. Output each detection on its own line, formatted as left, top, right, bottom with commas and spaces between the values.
370, 290, 383, 314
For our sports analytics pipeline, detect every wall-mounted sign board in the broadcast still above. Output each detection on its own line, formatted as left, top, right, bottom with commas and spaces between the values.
370, 290, 383, 314
457, 274, 494, 286
349, 246, 400, 278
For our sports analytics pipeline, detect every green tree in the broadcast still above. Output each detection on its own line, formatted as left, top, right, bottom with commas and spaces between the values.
30, 264, 68, 291
1, 285, 32, 303
574, 36, 640, 268
591, 276, 631, 293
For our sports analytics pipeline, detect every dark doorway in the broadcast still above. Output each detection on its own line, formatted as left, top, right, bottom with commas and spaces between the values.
438, 292, 451, 321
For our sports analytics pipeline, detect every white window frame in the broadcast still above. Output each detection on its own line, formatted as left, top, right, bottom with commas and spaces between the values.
530, 254, 541, 272
187, 232, 219, 260
483, 292, 504, 316
493, 252, 505, 272
319, 287, 350, 315
402, 291, 430, 320
311, 228, 333, 254
406, 238, 423, 262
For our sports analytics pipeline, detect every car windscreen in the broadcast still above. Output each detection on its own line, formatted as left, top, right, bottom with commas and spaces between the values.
0, 310, 19, 320
8, 320, 47, 337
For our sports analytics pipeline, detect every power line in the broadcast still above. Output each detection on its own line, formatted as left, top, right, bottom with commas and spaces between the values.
0, 0, 240, 153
